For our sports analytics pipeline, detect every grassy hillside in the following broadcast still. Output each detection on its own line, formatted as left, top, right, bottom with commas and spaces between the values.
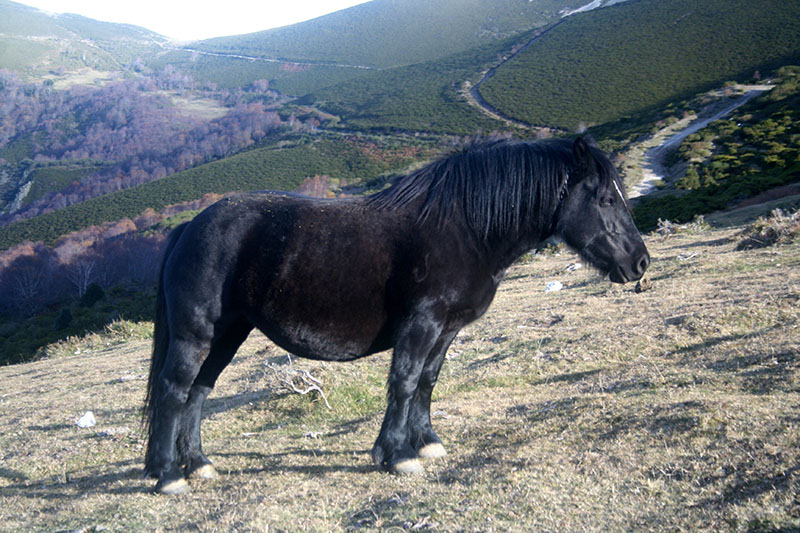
0, 218, 798, 530
190, 0, 592, 69
479, 0, 800, 131
0, 0, 166, 76
0, 135, 432, 249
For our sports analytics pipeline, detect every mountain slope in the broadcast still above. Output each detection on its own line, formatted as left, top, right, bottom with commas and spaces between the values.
478, 0, 800, 131
190, 0, 592, 68
157, 0, 628, 96
0, 0, 167, 76
0, 135, 432, 250
299, 0, 800, 136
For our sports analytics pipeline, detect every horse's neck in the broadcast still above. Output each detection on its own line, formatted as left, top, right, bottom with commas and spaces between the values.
425, 211, 545, 282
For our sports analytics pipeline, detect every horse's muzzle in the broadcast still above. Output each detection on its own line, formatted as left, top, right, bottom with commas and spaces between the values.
610, 250, 650, 283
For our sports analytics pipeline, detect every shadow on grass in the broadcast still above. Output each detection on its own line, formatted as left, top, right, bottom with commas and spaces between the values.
213, 447, 377, 477
677, 329, 799, 394
528, 368, 602, 387
204, 389, 277, 416
692, 457, 800, 511
344, 493, 419, 531
466, 350, 516, 370
675, 332, 761, 357
1, 462, 148, 497
665, 236, 734, 249
26, 423, 73, 432
0, 466, 28, 482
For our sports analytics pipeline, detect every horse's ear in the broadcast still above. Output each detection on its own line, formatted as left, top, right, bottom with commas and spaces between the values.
572, 136, 594, 168
583, 134, 598, 148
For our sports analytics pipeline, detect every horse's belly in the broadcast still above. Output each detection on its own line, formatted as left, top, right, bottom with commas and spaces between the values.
256, 311, 390, 361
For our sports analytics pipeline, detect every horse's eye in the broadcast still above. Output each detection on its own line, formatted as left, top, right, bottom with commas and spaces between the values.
601, 196, 614, 207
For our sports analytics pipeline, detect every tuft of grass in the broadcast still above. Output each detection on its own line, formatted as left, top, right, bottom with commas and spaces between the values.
34, 319, 153, 359
736, 208, 800, 250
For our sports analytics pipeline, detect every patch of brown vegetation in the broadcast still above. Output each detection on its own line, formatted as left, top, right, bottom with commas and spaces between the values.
735, 184, 800, 209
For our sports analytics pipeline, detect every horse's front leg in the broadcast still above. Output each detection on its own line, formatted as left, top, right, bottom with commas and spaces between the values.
407, 331, 457, 460
372, 318, 443, 474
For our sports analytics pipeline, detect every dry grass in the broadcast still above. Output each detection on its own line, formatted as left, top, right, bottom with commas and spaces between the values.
1, 220, 799, 532
736, 209, 800, 251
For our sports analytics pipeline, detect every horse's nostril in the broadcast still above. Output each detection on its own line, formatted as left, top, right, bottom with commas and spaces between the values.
637, 253, 651, 275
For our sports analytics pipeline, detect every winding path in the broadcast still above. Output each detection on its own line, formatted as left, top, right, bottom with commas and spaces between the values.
467, 20, 567, 129
630, 85, 773, 198
467, 0, 630, 129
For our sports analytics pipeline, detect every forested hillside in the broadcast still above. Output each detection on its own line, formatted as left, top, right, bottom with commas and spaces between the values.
0, 135, 431, 250
0, 68, 287, 224
478, 0, 800, 131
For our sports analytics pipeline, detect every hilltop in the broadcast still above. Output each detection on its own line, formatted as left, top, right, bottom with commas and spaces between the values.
161, 0, 611, 94
0, 0, 167, 77
0, 215, 798, 530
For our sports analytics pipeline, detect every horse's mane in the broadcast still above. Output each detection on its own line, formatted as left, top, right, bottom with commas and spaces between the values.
368, 137, 574, 240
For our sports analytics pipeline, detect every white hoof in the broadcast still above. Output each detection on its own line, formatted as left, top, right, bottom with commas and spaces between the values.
391, 458, 424, 475
156, 477, 190, 495
418, 443, 447, 459
189, 464, 219, 480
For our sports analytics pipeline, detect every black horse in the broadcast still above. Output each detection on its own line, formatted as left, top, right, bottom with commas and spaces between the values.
143, 136, 649, 494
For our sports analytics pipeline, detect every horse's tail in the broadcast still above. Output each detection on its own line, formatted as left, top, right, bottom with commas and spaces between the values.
143, 222, 188, 467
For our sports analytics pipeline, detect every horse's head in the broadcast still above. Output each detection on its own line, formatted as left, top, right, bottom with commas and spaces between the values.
554, 137, 650, 283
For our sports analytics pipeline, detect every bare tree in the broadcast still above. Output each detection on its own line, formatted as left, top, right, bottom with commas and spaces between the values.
66, 257, 97, 298
8, 256, 50, 316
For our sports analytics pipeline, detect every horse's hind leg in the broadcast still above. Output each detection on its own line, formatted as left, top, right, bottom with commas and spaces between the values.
147, 338, 209, 495
408, 332, 457, 460
177, 318, 252, 480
